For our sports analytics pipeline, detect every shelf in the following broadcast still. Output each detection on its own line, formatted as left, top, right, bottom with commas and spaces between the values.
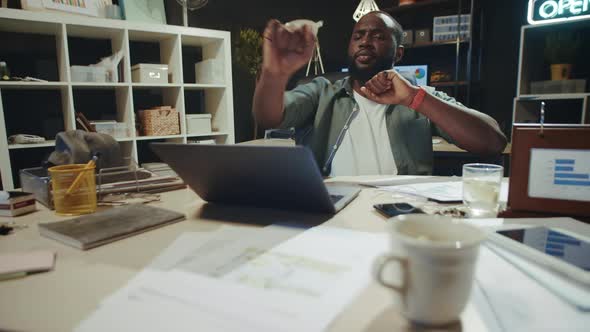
132, 83, 182, 88
0, 10, 234, 190
385, 0, 457, 14
71, 83, 129, 89
186, 132, 228, 138
0, 81, 67, 89
406, 39, 469, 49
8, 140, 56, 149
518, 93, 590, 100
430, 81, 469, 87
135, 134, 184, 141
184, 83, 226, 90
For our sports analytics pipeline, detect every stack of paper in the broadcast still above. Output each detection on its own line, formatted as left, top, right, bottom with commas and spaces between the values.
76, 226, 389, 332
379, 180, 509, 203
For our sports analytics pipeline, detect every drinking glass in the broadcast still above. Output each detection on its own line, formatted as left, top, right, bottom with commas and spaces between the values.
462, 163, 503, 218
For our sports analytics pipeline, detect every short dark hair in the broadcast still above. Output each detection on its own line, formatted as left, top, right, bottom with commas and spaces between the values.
366, 11, 404, 47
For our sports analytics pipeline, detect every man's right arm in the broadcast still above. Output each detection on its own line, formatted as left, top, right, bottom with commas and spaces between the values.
252, 20, 316, 129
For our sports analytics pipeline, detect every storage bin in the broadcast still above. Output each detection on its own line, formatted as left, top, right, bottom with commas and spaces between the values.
139, 106, 180, 136
90, 121, 133, 138
195, 59, 224, 84
186, 114, 212, 134
131, 63, 169, 83
71, 65, 108, 82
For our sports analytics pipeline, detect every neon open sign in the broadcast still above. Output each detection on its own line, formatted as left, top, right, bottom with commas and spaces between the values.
528, 0, 590, 24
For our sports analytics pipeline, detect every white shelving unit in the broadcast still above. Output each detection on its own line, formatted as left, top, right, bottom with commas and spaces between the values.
513, 19, 590, 126
0, 9, 234, 190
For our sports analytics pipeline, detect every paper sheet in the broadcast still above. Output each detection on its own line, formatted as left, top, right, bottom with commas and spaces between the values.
380, 180, 509, 203
78, 226, 389, 332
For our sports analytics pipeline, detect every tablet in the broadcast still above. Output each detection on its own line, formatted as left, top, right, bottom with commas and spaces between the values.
489, 226, 590, 286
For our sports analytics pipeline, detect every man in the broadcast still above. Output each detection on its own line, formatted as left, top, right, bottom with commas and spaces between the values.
253, 11, 507, 176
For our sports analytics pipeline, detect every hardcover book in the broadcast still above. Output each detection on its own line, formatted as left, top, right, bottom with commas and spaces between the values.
39, 204, 185, 250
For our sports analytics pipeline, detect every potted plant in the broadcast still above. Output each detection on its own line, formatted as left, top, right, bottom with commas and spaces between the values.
234, 28, 263, 79
544, 31, 581, 80
233, 28, 263, 139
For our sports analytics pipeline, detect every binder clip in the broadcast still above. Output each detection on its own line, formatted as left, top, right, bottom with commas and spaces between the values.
538, 101, 545, 137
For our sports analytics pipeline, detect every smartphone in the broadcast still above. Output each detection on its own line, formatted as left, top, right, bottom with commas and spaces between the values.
373, 203, 424, 218
490, 227, 590, 285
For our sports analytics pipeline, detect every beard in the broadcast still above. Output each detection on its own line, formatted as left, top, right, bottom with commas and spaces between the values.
347, 56, 394, 84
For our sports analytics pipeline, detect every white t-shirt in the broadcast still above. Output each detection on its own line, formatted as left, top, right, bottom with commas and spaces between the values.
330, 91, 398, 176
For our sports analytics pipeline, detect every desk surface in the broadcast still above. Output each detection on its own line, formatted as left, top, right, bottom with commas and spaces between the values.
240, 137, 513, 154
0, 176, 587, 332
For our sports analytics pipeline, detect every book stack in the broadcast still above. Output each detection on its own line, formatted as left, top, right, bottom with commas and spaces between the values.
433, 14, 471, 42
0, 191, 36, 217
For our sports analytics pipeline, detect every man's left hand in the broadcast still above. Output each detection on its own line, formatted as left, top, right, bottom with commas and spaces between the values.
360, 70, 419, 106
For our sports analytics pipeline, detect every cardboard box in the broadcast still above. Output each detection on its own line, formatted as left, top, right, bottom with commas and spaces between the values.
186, 114, 212, 134
131, 64, 168, 84
402, 30, 414, 46
0, 191, 36, 217
415, 29, 431, 44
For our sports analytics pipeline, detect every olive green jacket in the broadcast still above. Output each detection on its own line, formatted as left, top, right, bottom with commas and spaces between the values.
280, 76, 463, 175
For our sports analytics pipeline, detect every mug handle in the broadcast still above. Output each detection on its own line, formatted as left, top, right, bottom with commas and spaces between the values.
373, 254, 408, 293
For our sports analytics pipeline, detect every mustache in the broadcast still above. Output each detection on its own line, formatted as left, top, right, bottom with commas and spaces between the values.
354, 50, 376, 57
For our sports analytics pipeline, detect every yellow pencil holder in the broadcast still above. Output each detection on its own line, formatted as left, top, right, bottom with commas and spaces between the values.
49, 164, 97, 216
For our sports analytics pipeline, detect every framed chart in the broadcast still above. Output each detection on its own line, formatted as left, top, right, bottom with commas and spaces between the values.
506, 124, 590, 218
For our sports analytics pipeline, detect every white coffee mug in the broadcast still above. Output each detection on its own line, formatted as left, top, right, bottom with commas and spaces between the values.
373, 215, 486, 326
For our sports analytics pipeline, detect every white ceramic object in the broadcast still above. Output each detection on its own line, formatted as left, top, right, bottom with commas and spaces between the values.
374, 215, 486, 326
284, 19, 323, 37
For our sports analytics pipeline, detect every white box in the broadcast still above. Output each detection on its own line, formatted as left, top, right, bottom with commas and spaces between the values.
71, 65, 108, 82
195, 59, 224, 84
131, 63, 168, 83
186, 114, 212, 134
0, 191, 36, 217
90, 121, 132, 138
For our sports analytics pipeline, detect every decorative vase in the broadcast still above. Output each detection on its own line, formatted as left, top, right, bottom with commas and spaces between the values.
550, 63, 572, 81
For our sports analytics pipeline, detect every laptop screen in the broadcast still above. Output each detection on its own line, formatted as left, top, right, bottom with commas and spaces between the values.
394, 65, 428, 86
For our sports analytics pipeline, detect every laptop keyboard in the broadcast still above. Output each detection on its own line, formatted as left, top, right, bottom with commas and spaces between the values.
329, 194, 344, 204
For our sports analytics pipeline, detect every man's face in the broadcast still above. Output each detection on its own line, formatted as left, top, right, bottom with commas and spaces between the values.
347, 13, 396, 83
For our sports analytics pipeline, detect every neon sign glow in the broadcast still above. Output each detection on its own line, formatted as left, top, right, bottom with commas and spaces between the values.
528, 0, 590, 24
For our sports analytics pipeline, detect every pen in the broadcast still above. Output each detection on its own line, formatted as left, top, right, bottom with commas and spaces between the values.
65, 154, 99, 196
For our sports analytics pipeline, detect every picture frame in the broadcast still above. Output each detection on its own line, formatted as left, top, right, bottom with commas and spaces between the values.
505, 124, 590, 218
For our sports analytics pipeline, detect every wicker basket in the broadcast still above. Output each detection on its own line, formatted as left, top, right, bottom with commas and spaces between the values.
139, 106, 180, 136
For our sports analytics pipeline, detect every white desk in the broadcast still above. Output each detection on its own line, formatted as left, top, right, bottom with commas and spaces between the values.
0, 177, 588, 331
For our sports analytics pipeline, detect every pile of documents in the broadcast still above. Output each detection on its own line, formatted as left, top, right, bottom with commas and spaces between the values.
76, 218, 590, 331
76, 226, 390, 332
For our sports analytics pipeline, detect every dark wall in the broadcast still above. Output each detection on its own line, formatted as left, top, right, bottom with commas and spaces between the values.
479, 0, 529, 138
166, 0, 528, 142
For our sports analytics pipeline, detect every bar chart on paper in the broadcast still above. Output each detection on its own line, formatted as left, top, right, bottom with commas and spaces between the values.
529, 148, 590, 202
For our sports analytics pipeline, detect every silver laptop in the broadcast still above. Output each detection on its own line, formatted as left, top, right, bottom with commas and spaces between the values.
150, 143, 360, 214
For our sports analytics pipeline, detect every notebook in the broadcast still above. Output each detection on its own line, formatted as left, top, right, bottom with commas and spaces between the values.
0, 250, 56, 280
39, 204, 185, 250
150, 143, 361, 214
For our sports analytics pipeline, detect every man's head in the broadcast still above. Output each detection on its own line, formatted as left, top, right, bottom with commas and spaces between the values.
347, 11, 404, 83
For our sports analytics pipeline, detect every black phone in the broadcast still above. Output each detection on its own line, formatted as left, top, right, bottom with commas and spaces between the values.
373, 203, 424, 218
